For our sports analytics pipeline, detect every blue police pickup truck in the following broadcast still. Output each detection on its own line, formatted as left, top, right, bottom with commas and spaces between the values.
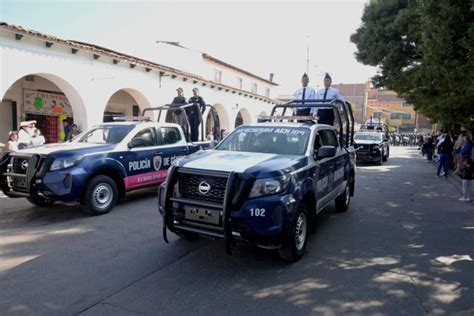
0, 121, 213, 215
159, 100, 356, 261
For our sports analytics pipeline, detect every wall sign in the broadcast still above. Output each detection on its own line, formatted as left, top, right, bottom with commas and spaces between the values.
24, 89, 73, 116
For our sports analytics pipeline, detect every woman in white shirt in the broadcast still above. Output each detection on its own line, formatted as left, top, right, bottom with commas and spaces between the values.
31, 129, 46, 147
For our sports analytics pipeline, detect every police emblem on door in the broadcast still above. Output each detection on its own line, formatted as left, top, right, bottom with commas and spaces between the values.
153, 156, 162, 171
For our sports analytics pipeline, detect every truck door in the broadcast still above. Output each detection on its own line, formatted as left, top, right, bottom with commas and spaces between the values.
318, 129, 342, 205
124, 126, 188, 190
156, 126, 189, 170
314, 131, 334, 208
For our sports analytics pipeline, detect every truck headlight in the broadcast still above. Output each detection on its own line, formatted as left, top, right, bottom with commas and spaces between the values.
372, 145, 380, 150
249, 175, 290, 198
50, 157, 83, 171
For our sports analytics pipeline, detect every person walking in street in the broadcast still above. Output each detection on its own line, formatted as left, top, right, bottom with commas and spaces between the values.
7, 131, 18, 152
293, 73, 316, 116
170, 87, 189, 140
187, 87, 206, 142
313, 73, 345, 125
436, 132, 454, 178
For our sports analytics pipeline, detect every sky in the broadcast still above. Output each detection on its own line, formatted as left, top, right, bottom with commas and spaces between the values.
1, 0, 376, 94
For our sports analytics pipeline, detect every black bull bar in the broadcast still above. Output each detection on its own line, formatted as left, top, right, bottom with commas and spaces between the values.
0, 152, 43, 199
162, 166, 241, 255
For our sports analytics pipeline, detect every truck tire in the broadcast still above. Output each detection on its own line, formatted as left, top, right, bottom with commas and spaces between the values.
383, 149, 389, 162
27, 195, 55, 207
377, 153, 383, 165
335, 179, 352, 212
279, 205, 308, 262
81, 175, 118, 215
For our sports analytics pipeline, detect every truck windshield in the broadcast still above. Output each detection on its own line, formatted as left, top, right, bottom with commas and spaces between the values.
354, 133, 382, 142
216, 126, 310, 155
77, 125, 135, 144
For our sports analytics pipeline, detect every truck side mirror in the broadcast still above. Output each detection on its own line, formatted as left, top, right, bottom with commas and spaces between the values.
128, 137, 146, 149
317, 146, 336, 159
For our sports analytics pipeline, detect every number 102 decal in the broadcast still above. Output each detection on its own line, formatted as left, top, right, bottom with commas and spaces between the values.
250, 208, 266, 217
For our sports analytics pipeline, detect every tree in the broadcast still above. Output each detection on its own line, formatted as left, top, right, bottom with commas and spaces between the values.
351, 0, 474, 128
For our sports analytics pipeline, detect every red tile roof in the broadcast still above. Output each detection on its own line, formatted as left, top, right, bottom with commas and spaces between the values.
0, 22, 276, 102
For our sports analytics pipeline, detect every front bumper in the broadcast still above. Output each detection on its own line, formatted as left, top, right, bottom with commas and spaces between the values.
159, 168, 297, 251
356, 150, 381, 162
2, 155, 89, 202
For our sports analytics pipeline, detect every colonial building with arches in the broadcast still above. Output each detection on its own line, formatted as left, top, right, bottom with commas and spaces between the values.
0, 22, 277, 144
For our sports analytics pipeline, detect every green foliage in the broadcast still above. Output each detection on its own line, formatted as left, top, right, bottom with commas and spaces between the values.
351, 0, 474, 128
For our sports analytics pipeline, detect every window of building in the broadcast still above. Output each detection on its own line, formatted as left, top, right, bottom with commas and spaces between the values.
390, 113, 402, 120
373, 111, 383, 119
402, 113, 412, 120
214, 69, 222, 83
236, 76, 243, 90
265, 87, 270, 97
251, 82, 257, 94
402, 101, 412, 107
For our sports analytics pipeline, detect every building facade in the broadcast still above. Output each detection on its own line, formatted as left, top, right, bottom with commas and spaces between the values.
0, 22, 277, 144
366, 89, 431, 133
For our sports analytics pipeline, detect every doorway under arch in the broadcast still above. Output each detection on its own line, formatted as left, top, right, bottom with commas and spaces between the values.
1, 73, 86, 144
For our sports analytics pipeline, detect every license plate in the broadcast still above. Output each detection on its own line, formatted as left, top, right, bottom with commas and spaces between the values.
11, 177, 27, 188
185, 206, 221, 225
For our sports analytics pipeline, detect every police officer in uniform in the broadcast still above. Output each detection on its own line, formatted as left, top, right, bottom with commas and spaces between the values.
187, 87, 206, 142
312, 73, 345, 125
293, 73, 316, 115
170, 87, 189, 139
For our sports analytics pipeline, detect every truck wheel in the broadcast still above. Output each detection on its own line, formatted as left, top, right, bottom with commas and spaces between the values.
27, 196, 55, 207
383, 149, 388, 162
335, 179, 352, 212
377, 153, 383, 165
279, 205, 308, 262
81, 175, 118, 215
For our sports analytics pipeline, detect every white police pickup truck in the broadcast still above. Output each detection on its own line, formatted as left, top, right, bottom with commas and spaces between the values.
159, 100, 356, 261
1, 119, 215, 215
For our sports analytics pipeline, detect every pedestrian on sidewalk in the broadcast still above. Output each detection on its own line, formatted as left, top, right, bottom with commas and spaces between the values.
424, 135, 434, 161
459, 157, 473, 202
436, 132, 453, 177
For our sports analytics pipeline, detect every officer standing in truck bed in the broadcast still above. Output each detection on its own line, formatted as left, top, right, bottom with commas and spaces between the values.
187, 87, 206, 142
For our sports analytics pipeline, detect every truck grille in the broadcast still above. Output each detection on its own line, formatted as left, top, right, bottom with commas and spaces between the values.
357, 144, 375, 153
178, 173, 228, 205
11, 156, 30, 175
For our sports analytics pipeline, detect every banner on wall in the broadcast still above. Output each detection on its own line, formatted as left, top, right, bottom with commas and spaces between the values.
24, 89, 73, 117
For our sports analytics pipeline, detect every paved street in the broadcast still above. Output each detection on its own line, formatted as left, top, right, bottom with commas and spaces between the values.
1, 147, 473, 315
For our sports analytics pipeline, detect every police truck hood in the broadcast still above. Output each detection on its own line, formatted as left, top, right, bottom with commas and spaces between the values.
180, 150, 307, 178
16, 142, 117, 157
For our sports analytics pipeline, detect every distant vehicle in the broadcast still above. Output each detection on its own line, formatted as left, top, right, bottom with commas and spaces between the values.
354, 131, 390, 165
0, 105, 219, 215
158, 99, 356, 261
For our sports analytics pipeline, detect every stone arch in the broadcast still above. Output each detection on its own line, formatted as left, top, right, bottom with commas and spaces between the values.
0, 73, 87, 143
210, 103, 230, 134
103, 88, 152, 122
234, 108, 252, 128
